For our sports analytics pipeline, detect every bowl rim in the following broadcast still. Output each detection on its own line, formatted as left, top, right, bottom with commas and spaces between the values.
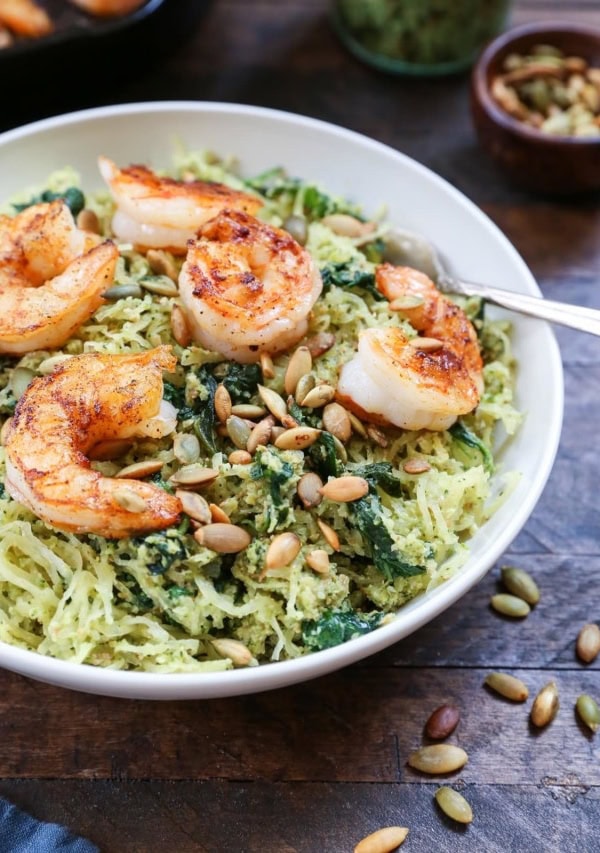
473, 20, 600, 146
0, 101, 564, 699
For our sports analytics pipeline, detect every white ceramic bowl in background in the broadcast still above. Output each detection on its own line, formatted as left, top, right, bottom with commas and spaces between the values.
0, 102, 563, 699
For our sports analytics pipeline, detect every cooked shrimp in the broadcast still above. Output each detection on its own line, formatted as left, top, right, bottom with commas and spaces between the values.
98, 156, 263, 253
336, 264, 483, 431
0, 0, 53, 37
4, 347, 181, 539
68, 0, 146, 17
0, 201, 118, 355
178, 209, 323, 362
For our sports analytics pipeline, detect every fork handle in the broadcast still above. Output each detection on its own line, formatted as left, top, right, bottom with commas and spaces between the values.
442, 275, 600, 337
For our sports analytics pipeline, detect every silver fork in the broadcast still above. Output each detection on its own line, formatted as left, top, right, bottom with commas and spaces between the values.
384, 229, 600, 337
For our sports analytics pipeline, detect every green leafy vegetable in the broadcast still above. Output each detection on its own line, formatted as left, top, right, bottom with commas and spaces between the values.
302, 608, 383, 651
321, 261, 381, 299
192, 367, 218, 454
250, 452, 295, 507
148, 471, 174, 494
134, 530, 189, 576
0, 482, 5, 499
353, 492, 425, 581
307, 431, 343, 480
351, 462, 403, 497
245, 167, 300, 198
221, 363, 262, 404
449, 420, 494, 473
13, 187, 85, 218
167, 585, 193, 600
117, 572, 154, 611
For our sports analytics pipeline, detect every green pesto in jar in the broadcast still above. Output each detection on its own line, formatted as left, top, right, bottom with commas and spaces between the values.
333, 0, 512, 76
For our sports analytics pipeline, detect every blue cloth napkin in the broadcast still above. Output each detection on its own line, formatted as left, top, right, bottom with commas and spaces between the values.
0, 797, 98, 852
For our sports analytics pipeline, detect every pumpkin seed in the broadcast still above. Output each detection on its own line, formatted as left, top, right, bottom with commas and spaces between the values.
259, 351, 275, 379
211, 638, 255, 667
282, 214, 308, 246
247, 415, 275, 454
168, 465, 219, 488
170, 304, 191, 347
284, 346, 313, 395
403, 458, 430, 475
434, 787, 473, 824
173, 433, 200, 465
37, 354, 73, 375
354, 826, 409, 853
113, 487, 148, 513
576, 694, 600, 732
348, 411, 367, 437
306, 549, 330, 575
226, 415, 252, 449
408, 336, 444, 352
270, 426, 286, 442
501, 565, 540, 605
576, 623, 600, 664
425, 704, 460, 740
176, 490, 212, 524
194, 523, 250, 553
9, 367, 35, 400
228, 449, 253, 465
103, 283, 143, 300
367, 424, 388, 447
322, 403, 352, 443
116, 459, 164, 479
214, 384, 233, 423
140, 274, 179, 297
76, 208, 100, 234
301, 384, 336, 409
388, 294, 425, 311
297, 472, 324, 508
295, 373, 316, 405
265, 532, 301, 570
230, 404, 267, 419
490, 593, 531, 618
485, 672, 529, 702
321, 213, 374, 239
209, 503, 231, 524
330, 434, 348, 464
89, 439, 132, 461
530, 681, 559, 728
304, 331, 336, 359
319, 476, 369, 503
274, 426, 321, 450
257, 384, 287, 420
146, 248, 178, 282
317, 519, 340, 551
407, 744, 468, 775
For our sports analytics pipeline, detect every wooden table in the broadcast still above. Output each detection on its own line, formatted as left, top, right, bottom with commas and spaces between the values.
2, 1, 600, 850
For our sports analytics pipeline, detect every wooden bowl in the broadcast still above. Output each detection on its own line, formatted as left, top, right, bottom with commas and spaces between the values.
471, 22, 600, 194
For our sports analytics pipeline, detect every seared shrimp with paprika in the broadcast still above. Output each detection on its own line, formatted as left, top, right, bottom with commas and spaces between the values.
98, 156, 262, 253
0, 200, 118, 355
337, 264, 484, 431
3, 347, 181, 538
178, 209, 323, 362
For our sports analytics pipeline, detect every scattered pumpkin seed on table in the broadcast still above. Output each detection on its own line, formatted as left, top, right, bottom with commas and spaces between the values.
435, 787, 473, 824
490, 593, 531, 618
530, 681, 560, 728
576, 694, 600, 733
501, 565, 540, 605
484, 672, 529, 702
354, 826, 409, 853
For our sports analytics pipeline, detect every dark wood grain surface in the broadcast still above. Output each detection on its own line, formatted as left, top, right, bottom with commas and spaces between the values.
2, 1, 600, 851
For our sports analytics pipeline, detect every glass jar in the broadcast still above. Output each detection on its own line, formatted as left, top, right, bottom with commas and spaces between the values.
332, 0, 513, 76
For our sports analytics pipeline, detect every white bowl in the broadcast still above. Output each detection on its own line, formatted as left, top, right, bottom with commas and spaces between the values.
0, 102, 563, 699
